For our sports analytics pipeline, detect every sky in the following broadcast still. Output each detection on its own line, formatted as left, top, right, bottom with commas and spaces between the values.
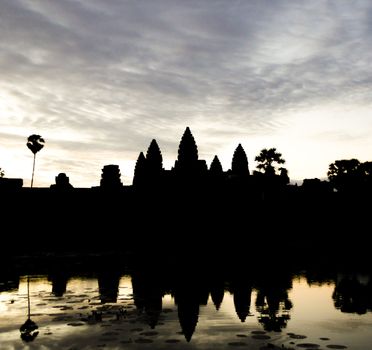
1, 0, 372, 187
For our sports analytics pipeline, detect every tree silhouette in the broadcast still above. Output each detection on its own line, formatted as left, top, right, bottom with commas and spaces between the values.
255, 286, 292, 332
360, 161, 372, 176
255, 148, 285, 176
327, 159, 361, 192
360, 161, 372, 192
332, 276, 372, 314
0, 168, 4, 178
26, 134, 45, 188
231, 144, 249, 176
279, 167, 290, 185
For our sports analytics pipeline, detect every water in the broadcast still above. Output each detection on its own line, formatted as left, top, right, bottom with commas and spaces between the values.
1, 262, 371, 350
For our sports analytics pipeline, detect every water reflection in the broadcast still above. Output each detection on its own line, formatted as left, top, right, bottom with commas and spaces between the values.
333, 273, 372, 314
98, 272, 120, 304
0, 256, 371, 349
132, 270, 163, 329
19, 276, 39, 342
255, 270, 293, 332
48, 272, 69, 297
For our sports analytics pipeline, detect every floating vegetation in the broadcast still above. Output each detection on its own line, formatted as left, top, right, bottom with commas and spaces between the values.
101, 331, 119, 336
140, 331, 158, 336
228, 341, 246, 346
296, 343, 320, 348
165, 339, 181, 343
130, 328, 144, 332
252, 335, 271, 340
289, 334, 307, 339
67, 322, 85, 327
134, 337, 154, 343
260, 345, 283, 350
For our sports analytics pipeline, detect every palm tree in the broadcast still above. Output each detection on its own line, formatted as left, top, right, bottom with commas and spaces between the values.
26, 135, 45, 188
255, 148, 285, 176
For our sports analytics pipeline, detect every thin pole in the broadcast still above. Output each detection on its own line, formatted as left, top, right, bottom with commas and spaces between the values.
31, 154, 36, 188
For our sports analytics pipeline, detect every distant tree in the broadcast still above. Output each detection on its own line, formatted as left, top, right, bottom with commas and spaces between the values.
255, 148, 285, 176
279, 167, 290, 185
360, 161, 372, 191
360, 161, 372, 177
327, 159, 361, 179
231, 144, 249, 176
133, 152, 147, 187
146, 139, 163, 174
209, 155, 223, 175
26, 134, 45, 188
327, 159, 361, 191
0, 168, 4, 178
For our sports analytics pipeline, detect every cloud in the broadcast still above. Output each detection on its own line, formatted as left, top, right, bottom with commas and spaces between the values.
1, 0, 372, 186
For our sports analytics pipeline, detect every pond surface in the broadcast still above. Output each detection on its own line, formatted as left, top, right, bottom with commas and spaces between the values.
1, 264, 371, 350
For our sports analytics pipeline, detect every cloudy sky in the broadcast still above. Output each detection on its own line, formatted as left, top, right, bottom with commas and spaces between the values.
1, 0, 372, 187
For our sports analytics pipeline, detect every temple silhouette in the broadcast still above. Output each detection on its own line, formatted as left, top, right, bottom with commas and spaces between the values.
0, 126, 371, 256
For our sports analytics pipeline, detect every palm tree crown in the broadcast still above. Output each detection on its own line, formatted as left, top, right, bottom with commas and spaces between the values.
27, 134, 45, 188
27, 135, 45, 154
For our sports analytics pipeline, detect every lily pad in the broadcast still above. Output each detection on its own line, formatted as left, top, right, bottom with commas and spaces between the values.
290, 334, 307, 339
165, 339, 181, 343
67, 322, 85, 327
297, 344, 320, 348
252, 335, 271, 340
228, 342, 246, 346
135, 338, 153, 343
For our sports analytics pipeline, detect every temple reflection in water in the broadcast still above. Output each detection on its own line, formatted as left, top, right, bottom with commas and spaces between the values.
1, 254, 371, 345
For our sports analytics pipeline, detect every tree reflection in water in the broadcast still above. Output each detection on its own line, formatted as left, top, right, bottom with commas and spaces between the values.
255, 270, 293, 332
19, 276, 39, 342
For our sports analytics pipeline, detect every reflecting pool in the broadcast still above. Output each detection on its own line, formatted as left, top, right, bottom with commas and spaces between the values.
1, 265, 371, 350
